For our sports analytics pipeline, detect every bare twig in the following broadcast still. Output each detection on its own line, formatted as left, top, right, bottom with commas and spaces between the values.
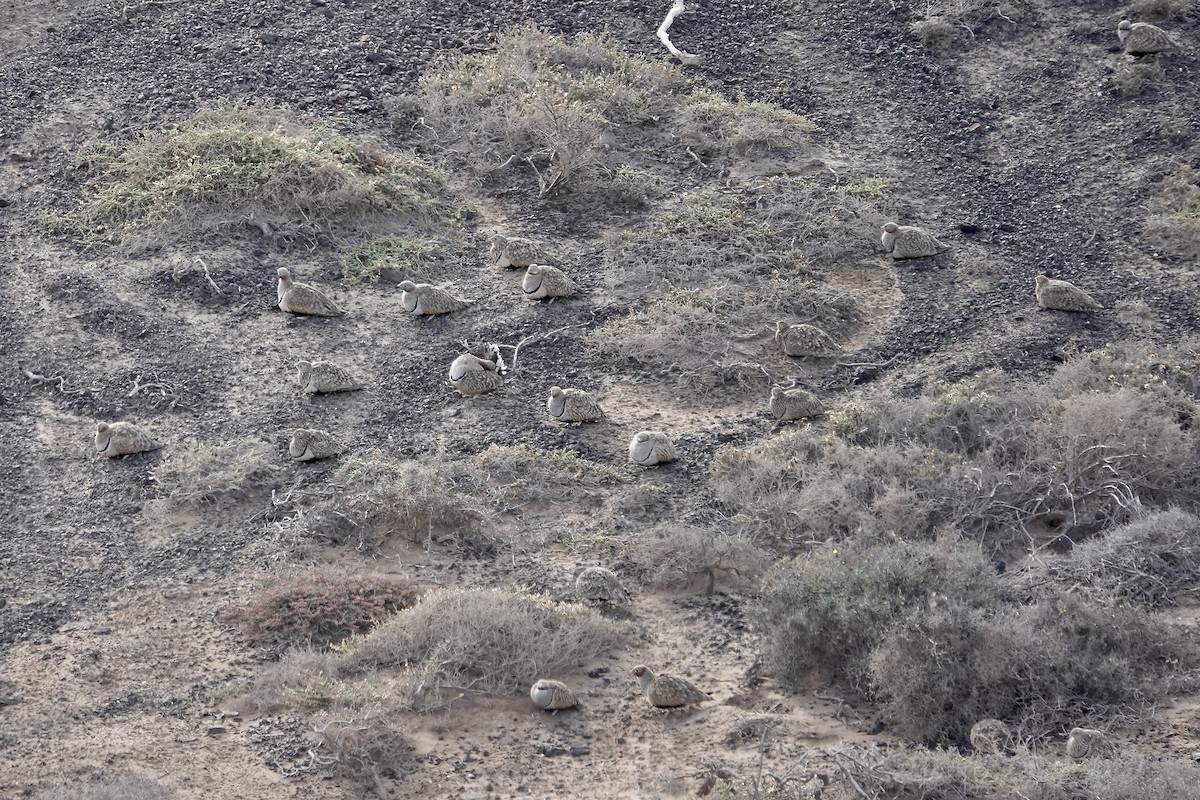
21, 366, 97, 397
830, 751, 873, 800
657, 0, 704, 65
196, 257, 224, 296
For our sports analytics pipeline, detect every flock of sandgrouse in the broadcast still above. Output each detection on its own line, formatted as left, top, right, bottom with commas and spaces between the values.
88, 15, 1173, 736
91, 213, 1106, 459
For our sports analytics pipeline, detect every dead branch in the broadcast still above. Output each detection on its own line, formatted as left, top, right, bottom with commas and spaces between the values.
21, 366, 97, 397
657, 0, 703, 65
195, 257, 224, 296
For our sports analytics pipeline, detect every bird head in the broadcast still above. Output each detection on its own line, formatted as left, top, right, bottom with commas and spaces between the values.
882, 222, 900, 234
398, 280, 417, 292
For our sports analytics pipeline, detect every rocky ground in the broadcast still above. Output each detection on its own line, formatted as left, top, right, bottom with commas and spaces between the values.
1, 0, 1198, 797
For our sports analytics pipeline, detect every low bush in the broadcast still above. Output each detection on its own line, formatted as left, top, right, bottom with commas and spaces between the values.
309, 700, 415, 780
872, 593, 1197, 744
755, 538, 1005, 695
1144, 163, 1200, 259
48, 100, 460, 248
336, 234, 450, 284
150, 437, 277, 507
299, 449, 495, 551
626, 524, 770, 593
218, 572, 422, 652
830, 746, 1200, 800
712, 348, 1200, 553
342, 587, 622, 694
1045, 508, 1200, 608
411, 24, 817, 201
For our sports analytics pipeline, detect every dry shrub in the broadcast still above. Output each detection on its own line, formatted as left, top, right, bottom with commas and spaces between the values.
911, 17, 956, 46
218, 572, 421, 653
415, 24, 686, 198
625, 524, 769, 593
150, 437, 278, 507
300, 449, 495, 551
238, 647, 345, 713
36, 774, 175, 800
343, 587, 622, 694
48, 101, 459, 249
1112, 62, 1166, 98
872, 593, 1197, 744
678, 89, 817, 156
748, 174, 889, 267
1045, 508, 1200, 608
413, 24, 816, 200
832, 746, 1200, 800
713, 349, 1200, 554
309, 700, 415, 780
1144, 163, 1200, 259
711, 433, 952, 545
755, 538, 1004, 695
1130, 0, 1194, 17
471, 444, 630, 505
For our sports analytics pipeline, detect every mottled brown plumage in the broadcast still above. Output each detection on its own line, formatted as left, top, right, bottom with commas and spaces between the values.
632, 665, 710, 709
1117, 19, 1180, 55
95, 421, 162, 458
276, 268, 345, 316
296, 360, 363, 394
575, 567, 629, 603
398, 280, 470, 316
881, 222, 949, 259
489, 234, 548, 269
629, 431, 677, 466
530, 679, 578, 712
1066, 727, 1113, 760
769, 386, 825, 422
448, 353, 503, 397
969, 719, 1014, 755
774, 321, 841, 358
289, 428, 343, 462
522, 264, 576, 300
1034, 275, 1101, 311
547, 386, 605, 423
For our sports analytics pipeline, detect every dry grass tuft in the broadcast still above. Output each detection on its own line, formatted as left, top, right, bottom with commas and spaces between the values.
1144, 164, 1200, 260
150, 437, 278, 507
1045, 508, 1200, 608
309, 700, 416, 780
48, 100, 460, 249
36, 774, 176, 800
342, 586, 622, 695
591, 187, 862, 391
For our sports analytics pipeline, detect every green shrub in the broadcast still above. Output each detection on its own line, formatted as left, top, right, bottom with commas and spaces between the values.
218, 572, 422, 652
49, 101, 459, 247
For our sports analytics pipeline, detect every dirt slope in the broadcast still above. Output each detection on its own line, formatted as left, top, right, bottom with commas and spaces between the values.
1, 0, 1198, 798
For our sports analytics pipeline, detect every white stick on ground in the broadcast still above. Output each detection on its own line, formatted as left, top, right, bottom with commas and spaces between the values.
657, 0, 703, 65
